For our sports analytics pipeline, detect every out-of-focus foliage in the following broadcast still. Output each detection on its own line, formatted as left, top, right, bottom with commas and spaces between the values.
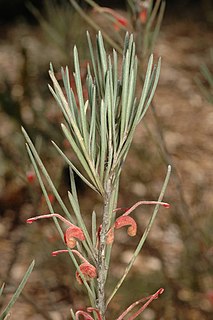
196, 49, 213, 104
28, 0, 91, 65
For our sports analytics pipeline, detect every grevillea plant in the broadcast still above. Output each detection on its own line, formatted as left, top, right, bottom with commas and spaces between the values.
69, 0, 165, 61
23, 32, 171, 319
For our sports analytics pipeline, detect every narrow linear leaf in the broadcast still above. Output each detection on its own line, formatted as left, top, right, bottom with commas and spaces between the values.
61, 123, 103, 193
73, 46, 89, 144
0, 261, 35, 320
69, 0, 122, 54
52, 141, 97, 193
48, 84, 70, 124
89, 86, 97, 159
22, 127, 73, 222
26, 144, 65, 238
100, 99, 107, 181
107, 165, 171, 306
0, 283, 5, 297
68, 191, 94, 256
97, 31, 107, 77
92, 211, 97, 248
134, 54, 154, 124
70, 308, 76, 320
139, 58, 161, 122
150, 1, 166, 53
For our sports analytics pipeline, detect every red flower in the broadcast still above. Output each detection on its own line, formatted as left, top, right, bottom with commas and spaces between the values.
64, 225, 85, 248
139, 0, 151, 24
52, 249, 97, 285
26, 170, 36, 184
106, 216, 137, 244
139, 9, 148, 24
26, 213, 85, 248
47, 194, 55, 204
115, 216, 137, 236
106, 200, 169, 244
93, 7, 128, 31
75, 262, 97, 285
39, 194, 55, 209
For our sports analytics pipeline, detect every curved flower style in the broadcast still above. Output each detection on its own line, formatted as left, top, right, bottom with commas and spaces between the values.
26, 213, 85, 248
75, 311, 94, 320
75, 307, 102, 320
121, 201, 170, 216
93, 7, 128, 31
106, 201, 170, 244
116, 288, 164, 320
52, 249, 97, 285
73, 288, 164, 320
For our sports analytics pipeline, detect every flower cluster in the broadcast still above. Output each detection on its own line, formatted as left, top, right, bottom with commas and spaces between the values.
26, 200, 169, 316
26, 213, 96, 284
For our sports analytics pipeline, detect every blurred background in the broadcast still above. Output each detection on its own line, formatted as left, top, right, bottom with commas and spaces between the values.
0, 0, 213, 319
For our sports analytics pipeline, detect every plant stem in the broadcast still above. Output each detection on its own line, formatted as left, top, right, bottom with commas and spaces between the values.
97, 179, 113, 319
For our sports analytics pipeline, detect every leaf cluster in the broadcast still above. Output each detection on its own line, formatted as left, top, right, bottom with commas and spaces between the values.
48, 32, 161, 196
